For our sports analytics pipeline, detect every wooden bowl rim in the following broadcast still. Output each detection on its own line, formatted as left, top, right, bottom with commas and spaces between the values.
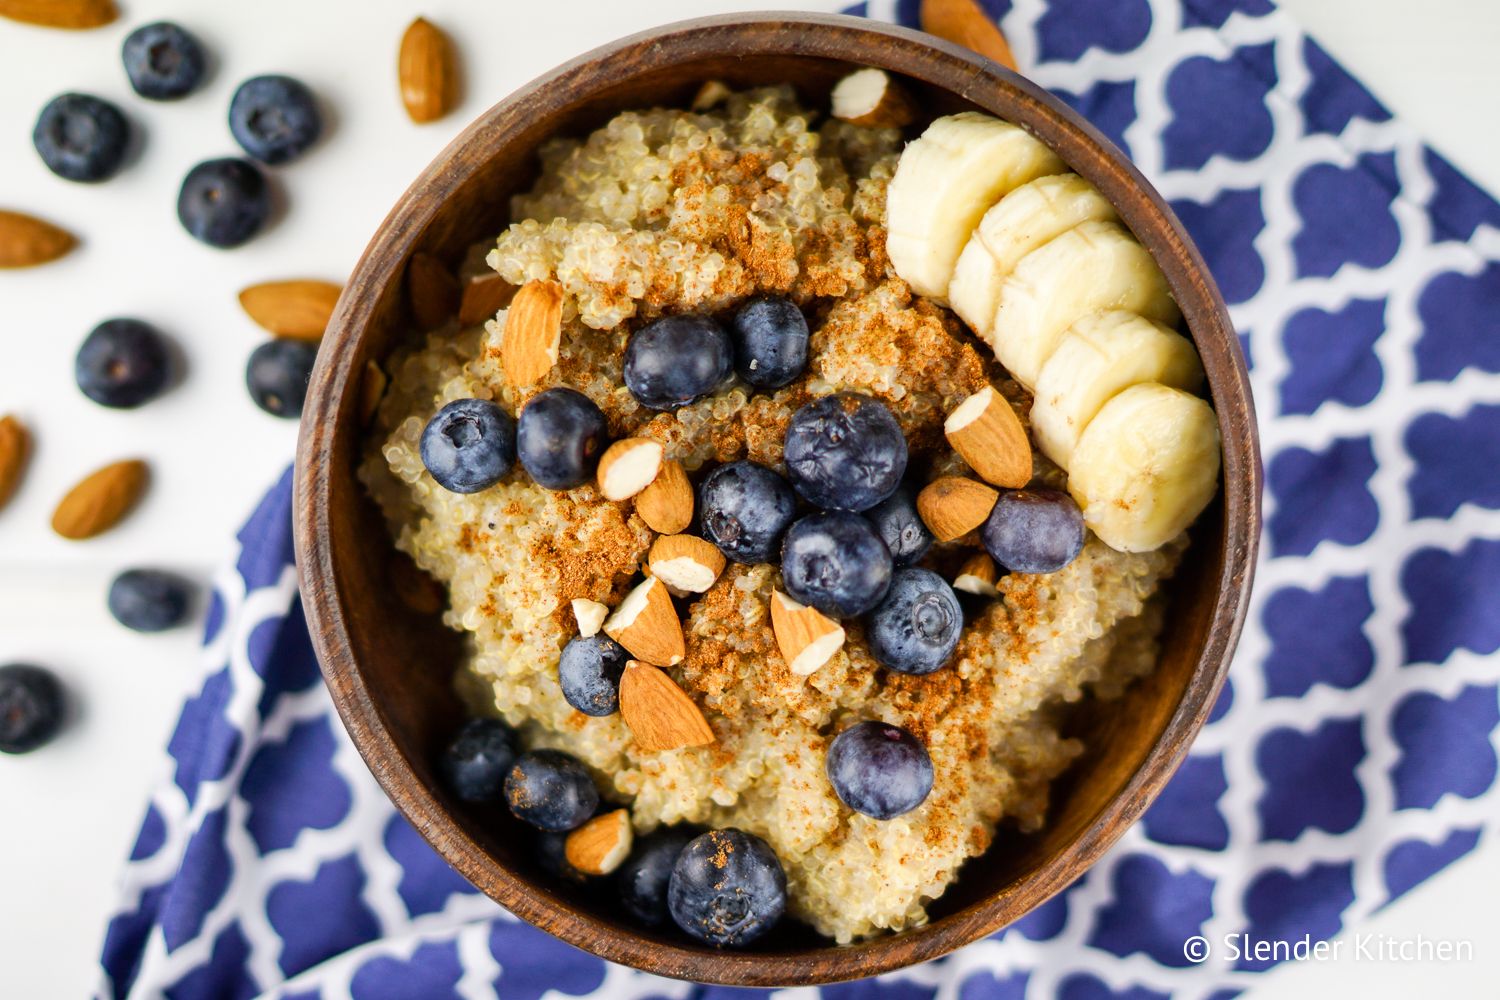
295, 10, 1261, 987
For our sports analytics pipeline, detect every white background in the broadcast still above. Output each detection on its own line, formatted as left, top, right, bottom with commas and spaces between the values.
1, 0, 1497, 996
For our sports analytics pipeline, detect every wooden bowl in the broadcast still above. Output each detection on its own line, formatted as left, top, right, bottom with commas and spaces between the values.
294, 11, 1260, 987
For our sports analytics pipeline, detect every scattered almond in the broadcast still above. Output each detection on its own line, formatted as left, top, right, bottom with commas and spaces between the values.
619, 660, 715, 752
0, 415, 31, 513
572, 598, 608, 637
691, 80, 732, 111
647, 535, 725, 594
919, 0, 1018, 71
407, 251, 460, 331
944, 385, 1032, 488
0, 0, 116, 29
953, 552, 1001, 597
917, 476, 998, 542
358, 359, 387, 426
635, 458, 693, 534
831, 67, 916, 128
457, 273, 516, 326
564, 809, 634, 875
770, 590, 845, 676
597, 437, 663, 502
501, 279, 564, 387
398, 17, 458, 124
238, 280, 342, 340
51, 459, 147, 540
0, 209, 77, 268
603, 575, 684, 666
390, 551, 446, 615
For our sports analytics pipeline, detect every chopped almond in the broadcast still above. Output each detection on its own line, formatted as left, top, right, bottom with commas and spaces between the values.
770, 590, 845, 676
564, 809, 634, 875
944, 386, 1032, 488
647, 534, 725, 594
571, 598, 608, 637
597, 438, 664, 502
831, 67, 916, 128
953, 552, 1001, 597
603, 576, 684, 666
635, 458, 693, 534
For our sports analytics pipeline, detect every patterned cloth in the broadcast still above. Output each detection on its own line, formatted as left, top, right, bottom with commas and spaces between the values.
99, 0, 1500, 996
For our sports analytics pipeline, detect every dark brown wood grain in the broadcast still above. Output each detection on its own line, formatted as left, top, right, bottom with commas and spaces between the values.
293, 12, 1261, 987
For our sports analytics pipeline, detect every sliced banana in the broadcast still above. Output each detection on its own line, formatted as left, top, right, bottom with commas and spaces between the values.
986, 220, 1181, 389
1067, 383, 1221, 553
1031, 311, 1204, 470
885, 112, 1065, 301
949, 173, 1117, 337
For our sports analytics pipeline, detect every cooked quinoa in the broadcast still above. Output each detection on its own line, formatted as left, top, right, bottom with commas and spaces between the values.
360, 87, 1183, 943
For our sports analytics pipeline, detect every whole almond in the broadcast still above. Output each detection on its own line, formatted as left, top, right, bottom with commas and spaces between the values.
944, 385, 1032, 488
457, 273, 516, 326
0, 0, 116, 29
920, 0, 1018, 70
0, 415, 31, 513
619, 660, 715, 752
239, 280, 342, 339
636, 458, 693, 534
407, 252, 460, 331
502, 280, 565, 387
399, 17, 458, 124
917, 476, 998, 542
52, 459, 148, 540
0, 210, 77, 268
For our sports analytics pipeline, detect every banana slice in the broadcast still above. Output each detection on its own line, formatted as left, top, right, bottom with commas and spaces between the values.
1067, 383, 1220, 553
885, 112, 1065, 300
1031, 311, 1204, 470
986, 220, 1181, 389
949, 173, 1117, 337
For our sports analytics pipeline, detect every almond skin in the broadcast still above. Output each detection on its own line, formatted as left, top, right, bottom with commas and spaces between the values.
0, 0, 116, 29
619, 660, 715, 752
647, 534, 725, 594
0, 415, 31, 513
399, 17, 458, 124
770, 590, 845, 676
917, 476, 999, 542
919, 0, 1018, 70
603, 576, 684, 666
635, 458, 693, 534
944, 385, 1032, 488
238, 280, 342, 340
407, 252, 460, 331
52, 459, 148, 540
0, 210, 77, 267
564, 809, 634, 875
502, 280, 564, 387
457, 273, 516, 326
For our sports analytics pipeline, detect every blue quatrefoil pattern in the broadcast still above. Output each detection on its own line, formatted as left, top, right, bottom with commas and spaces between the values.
98, 0, 1500, 997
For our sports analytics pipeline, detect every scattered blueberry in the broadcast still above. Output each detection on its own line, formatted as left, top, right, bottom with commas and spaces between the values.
122, 22, 206, 100
32, 93, 129, 182
246, 339, 318, 419
559, 634, 628, 717
981, 487, 1086, 574
419, 398, 516, 493
864, 567, 963, 675
0, 664, 65, 755
784, 393, 907, 512
780, 512, 892, 618
668, 828, 787, 947
107, 569, 192, 632
441, 718, 517, 803
228, 74, 322, 165
730, 296, 808, 390
623, 314, 733, 410
177, 157, 271, 248
537, 828, 587, 883
504, 749, 599, 832
698, 460, 797, 564
865, 482, 934, 567
618, 828, 695, 926
517, 387, 608, 490
825, 721, 934, 820
75, 318, 172, 409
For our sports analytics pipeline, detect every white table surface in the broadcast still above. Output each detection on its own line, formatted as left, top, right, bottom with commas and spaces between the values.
1, 0, 1495, 996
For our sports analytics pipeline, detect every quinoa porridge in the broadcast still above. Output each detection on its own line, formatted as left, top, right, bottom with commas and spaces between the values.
361, 82, 1212, 944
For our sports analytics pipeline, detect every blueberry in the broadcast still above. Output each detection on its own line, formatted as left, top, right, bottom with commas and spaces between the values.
228, 74, 322, 165
618, 828, 695, 926
780, 512, 892, 618
623, 314, 733, 410
730, 296, 808, 390
784, 393, 907, 512
537, 828, 587, 883
122, 22, 206, 100
825, 721, 934, 819
559, 634, 628, 717
865, 482, 934, 567
517, 388, 608, 489
668, 829, 787, 947
419, 398, 516, 493
246, 339, 318, 419
504, 749, 599, 831
440, 717, 517, 803
865, 567, 963, 675
980, 487, 1086, 574
178, 157, 271, 248
107, 569, 192, 632
697, 460, 797, 564
75, 318, 172, 409
0, 664, 65, 755
32, 93, 129, 182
